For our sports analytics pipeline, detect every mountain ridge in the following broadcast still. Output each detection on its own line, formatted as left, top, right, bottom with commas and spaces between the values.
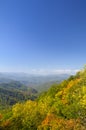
0, 68, 86, 129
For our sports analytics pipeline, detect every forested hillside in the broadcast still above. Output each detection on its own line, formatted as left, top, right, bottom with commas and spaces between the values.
0, 68, 86, 130
0, 81, 37, 108
0, 73, 69, 89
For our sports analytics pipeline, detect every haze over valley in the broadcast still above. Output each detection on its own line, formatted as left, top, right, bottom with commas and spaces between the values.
0, 0, 86, 129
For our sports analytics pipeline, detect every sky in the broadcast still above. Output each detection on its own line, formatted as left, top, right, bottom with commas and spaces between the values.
0, 0, 86, 74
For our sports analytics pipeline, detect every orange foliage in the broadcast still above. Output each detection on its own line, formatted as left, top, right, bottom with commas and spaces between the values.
2, 120, 11, 127
38, 114, 82, 130
0, 113, 3, 120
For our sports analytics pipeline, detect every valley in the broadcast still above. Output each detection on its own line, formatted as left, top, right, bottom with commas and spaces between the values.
0, 68, 86, 130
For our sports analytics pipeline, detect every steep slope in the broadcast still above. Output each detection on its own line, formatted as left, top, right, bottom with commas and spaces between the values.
0, 68, 86, 130
0, 81, 37, 108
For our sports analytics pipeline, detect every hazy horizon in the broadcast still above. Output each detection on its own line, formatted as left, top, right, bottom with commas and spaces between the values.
0, 69, 79, 75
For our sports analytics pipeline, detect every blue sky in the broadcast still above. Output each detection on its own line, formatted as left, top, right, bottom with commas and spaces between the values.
0, 0, 86, 73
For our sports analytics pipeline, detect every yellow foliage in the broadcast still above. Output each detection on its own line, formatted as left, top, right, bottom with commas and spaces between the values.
61, 79, 81, 104
38, 114, 83, 130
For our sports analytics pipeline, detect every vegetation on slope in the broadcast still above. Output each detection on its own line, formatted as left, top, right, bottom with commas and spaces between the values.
0, 68, 86, 130
0, 81, 37, 108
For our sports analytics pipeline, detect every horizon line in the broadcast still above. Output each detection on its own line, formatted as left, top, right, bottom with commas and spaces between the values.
0, 69, 80, 75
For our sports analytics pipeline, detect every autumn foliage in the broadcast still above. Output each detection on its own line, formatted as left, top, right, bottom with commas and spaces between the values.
0, 68, 86, 130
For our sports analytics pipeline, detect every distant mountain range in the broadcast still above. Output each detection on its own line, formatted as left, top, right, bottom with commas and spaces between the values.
0, 72, 70, 89
0, 72, 70, 108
